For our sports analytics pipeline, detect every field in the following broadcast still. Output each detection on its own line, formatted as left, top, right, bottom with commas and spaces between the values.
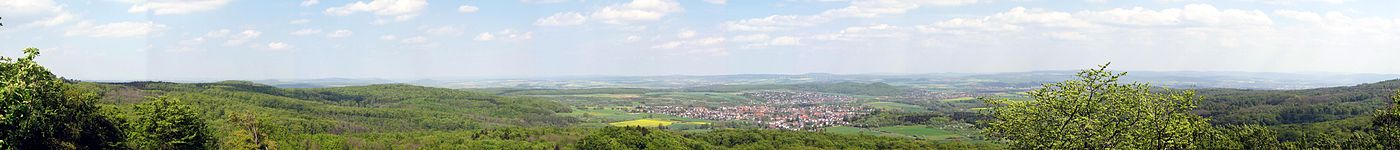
863, 102, 929, 112
609, 119, 678, 127
642, 92, 755, 105
561, 108, 713, 123
822, 126, 890, 136
939, 97, 978, 102
608, 119, 710, 127
876, 125, 964, 140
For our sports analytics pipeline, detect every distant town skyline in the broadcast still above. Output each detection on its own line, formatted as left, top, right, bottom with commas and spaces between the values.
2, 0, 1398, 81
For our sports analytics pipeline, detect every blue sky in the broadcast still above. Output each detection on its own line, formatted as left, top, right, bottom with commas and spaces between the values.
1, 0, 1398, 80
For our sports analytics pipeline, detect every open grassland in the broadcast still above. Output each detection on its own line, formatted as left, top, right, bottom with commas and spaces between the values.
939, 97, 978, 102
877, 125, 964, 140
863, 102, 929, 112
561, 108, 713, 123
608, 119, 710, 127
610, 119, 677, 127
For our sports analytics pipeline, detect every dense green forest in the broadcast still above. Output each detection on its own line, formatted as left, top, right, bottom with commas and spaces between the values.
1, 48, 990, 149
4, 48, 1399, 149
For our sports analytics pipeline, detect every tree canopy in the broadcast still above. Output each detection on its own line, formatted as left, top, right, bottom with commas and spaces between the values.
984, 63, 1213, 149
0, 48, 124, 149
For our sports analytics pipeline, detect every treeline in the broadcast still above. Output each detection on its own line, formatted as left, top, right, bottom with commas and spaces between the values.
1, 49, 224, 149
1196, 80, 1400, 125
576, 126, 1002, 150
981, 63, 1400, 149
5, 48, 992, 149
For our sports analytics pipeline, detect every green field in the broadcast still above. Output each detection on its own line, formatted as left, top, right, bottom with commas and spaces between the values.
643, 92, 754, 104
939, 97, 978, 102
610, 119, 678, 127
823, 126, 889, 136
561, 108, 713, 123
863, 102, 929, 112
876, 125, 963, 140
608, 119, 710, 127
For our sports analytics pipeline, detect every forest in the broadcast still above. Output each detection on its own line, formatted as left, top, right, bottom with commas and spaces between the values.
3, 48, 1398, 149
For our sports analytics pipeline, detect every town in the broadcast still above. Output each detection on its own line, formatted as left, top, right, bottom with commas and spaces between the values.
635, 105, 871, 131
624, 90, 873, 130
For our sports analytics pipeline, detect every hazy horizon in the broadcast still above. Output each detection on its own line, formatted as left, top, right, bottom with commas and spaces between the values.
3, 0, 1399, 81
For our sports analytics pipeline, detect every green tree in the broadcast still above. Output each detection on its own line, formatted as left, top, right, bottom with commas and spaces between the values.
222, 111, 276, 150
983, 63, 1213, 149
0, 48, 125, 149
1374, 89, 1400, 148
127, 96, 214, 149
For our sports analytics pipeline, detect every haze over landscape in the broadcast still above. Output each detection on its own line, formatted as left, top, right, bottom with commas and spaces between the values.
2, 0, 1400, 149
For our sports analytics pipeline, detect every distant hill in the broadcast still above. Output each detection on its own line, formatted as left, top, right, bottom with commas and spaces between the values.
1196, 79, 1400, 125
77, 81, 578, 140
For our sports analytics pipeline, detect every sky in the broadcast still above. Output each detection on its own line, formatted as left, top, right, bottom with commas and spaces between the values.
0, 0, 1398, 81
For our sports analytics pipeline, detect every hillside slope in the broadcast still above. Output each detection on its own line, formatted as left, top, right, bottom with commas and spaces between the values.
75, 81, 578, 146
1197, 79, 1400, 125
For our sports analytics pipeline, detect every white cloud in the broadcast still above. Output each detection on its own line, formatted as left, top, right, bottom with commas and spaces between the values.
1077, 7, 1183, 26
2, 0, 76, 28
1043, 31, 1089, 40
400, 36, 429, 44
474, 29, 534, 41
1243, 0, 1349, 5
677, 29, 697, 38
589, 0, 684, 24
731, 34, 772, 42
290, 19, 311, 24
266, 42, 292, 50
380, 35, 398, 40
810, 24, 905, 41
204, 29, 232, 37
302, 0, 320, 6
127, 0, 232, 15
474, 33, 495, 41
1273, 10, 1323, 23
458, 5, 479, 13
521, 0, 572, 4
703, 0, 726, 5
325, 0, 428, 21
722, 15, 828, 32
290, 29, 323, 36
722, 0, 979, 31
0, 0, 62, 14
535, 12, 588, 26
769, 36, 801, 46
327, 30, 354, 38
624, 35, 643, 42
653, 37, 728, 56
28, 12, 75, 27
224, 30, 262, 46
64, 21, 167, 38
423, 26, 464, 36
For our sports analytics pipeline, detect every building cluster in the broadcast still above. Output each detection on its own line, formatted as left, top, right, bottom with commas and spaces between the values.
740, 91, 858, 105
636, 105, 870, 131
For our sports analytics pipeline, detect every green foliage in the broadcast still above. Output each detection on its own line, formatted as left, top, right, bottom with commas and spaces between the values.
127, 96, 214, 149
222, 111, 276, 150
1196, 80, 1400, 125
690, 128, 1001, 149
576, 126, 709, 150
1373, 89, 1400, 148
1198, 125, 1284, 149
984, 63, 1213, 149
0, 48, 125, 149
